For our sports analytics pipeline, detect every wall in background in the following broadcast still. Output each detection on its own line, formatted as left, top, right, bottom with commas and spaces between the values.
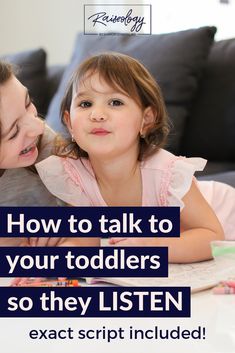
0, 0, 234, 65
0, 0, 86, 65
151, 0, 235, 40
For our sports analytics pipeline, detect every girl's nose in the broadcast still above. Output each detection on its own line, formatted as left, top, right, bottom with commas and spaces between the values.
89, 110, 107, 122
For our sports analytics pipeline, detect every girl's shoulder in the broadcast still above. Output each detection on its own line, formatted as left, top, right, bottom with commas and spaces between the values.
141, 148, 176, 171
35, 155, 92, 206
141, 148, 207, 173
141, 149, 207, 208
36, 155, 92, 178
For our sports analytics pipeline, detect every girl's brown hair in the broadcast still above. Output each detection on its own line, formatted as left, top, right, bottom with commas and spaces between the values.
57, 52, 169, 160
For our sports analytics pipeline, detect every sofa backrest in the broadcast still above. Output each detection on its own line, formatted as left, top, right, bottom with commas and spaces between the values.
181, 38, 235, 162
46, 27, 216, 155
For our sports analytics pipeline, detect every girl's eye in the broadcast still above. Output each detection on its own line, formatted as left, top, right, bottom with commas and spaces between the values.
110, 99, 123, 107
9, 125, 19, 140
79, 101, 92, 108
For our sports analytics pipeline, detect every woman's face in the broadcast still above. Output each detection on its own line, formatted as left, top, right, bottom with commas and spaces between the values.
0, 76, 44, 169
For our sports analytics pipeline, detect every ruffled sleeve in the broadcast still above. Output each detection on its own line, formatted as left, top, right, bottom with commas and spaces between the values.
164, 157, 207, 210
35, 156, 91, 206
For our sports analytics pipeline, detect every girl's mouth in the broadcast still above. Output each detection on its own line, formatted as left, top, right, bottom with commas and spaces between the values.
91, 128, 110, 136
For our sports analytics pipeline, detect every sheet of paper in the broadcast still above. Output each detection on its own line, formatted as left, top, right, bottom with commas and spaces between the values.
89, 259, 235, 293
0, 278, 12, 287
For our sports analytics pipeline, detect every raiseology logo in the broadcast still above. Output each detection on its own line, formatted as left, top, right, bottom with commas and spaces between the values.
84, 4, 151, 35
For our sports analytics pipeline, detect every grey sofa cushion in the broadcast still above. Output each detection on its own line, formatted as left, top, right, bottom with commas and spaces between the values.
46, 26, 216, 154
1, 48, 48, 115
181, 38, 235, 162
198, 171, 235, 188
197, 161, 235, 176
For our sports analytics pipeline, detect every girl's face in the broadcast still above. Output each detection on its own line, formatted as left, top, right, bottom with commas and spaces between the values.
0, 76, 44, 169
65, 72, 154, 160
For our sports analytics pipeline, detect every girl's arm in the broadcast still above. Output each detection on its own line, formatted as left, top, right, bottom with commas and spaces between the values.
58, 237, 100, 247
157, 180, 224, 262
110, 181, 224, 263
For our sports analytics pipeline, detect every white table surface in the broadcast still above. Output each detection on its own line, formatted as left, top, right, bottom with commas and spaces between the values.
0, 277, 235, 353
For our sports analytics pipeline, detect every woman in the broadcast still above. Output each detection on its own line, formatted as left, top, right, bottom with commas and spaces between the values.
0, 61, 63, 247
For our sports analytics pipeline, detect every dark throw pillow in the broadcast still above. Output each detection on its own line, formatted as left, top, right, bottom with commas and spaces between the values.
46, 27, 216, 154
181, 38, 235, 162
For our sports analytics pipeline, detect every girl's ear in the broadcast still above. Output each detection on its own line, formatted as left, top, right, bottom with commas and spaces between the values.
140, 107, 156, 136
63, 110, 72, 133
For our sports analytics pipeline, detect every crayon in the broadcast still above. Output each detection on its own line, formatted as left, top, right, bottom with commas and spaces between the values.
17, 279, 80, 287
220, 280, 235, 288
213, 286, 235, 295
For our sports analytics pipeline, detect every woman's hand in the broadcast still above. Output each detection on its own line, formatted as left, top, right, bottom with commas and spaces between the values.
10, 277, 45, 287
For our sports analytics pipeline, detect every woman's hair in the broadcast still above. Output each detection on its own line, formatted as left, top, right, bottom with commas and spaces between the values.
56, 52, 170, 161
0, 61, 14, 141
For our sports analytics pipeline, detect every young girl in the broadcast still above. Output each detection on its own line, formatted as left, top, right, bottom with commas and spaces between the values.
36, 52, 235, 263
0, 61, 79, 249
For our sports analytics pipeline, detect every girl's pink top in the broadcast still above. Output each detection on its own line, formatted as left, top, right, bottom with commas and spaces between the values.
36, 148, 235, 240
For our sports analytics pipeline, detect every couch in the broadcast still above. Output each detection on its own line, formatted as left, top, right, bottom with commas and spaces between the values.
2, 26, 235, 186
